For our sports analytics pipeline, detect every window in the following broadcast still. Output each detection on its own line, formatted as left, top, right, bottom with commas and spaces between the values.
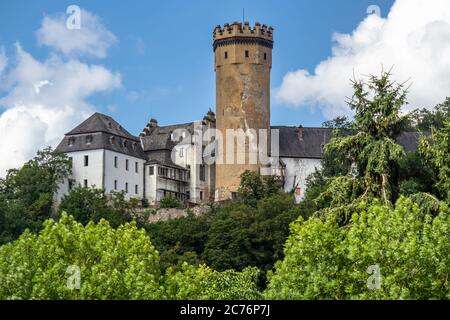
68, 180, 74, 191
135, 184, 139, 194
245, 50, 249, 58
84, 155, 89, 167
231, 192, 238, 200
114, 156, 118, 168
68, 157, 73, 166
68, 137, 75, 146
200, 191, 203, 201
149, 166, 154, 175
186, 191, 190, 201
224, 51, 228, 59
179, 148, 184, 158
125, 159, 129, 171
264, 53, 267, 60
187, 165, 191, 180
125, 182, 128, 193
85, 135, 93, 144
123, 140, 128, 148
135, 162, 139, 173
84, 179, 88, 188
114, 180, 118, 190
199, 164, 206, 181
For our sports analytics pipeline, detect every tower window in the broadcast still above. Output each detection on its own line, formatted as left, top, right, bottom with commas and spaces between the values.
264, 53, 267, 60
149, 166, 154, 175
245, 50, 249, 58
224, 51, 228, 59
199, 164, 206, 182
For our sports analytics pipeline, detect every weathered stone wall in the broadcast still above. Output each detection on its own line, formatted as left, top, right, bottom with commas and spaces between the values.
213, 22, 273, 201
146, 205, 210, 224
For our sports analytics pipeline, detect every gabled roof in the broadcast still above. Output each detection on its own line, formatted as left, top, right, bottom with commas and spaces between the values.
272, 126, 423, 159
141, 122, 194, 152
56, 113, 146, 159
66, 112, 139, 141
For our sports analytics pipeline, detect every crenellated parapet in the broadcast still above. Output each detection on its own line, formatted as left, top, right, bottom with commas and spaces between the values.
213, 22, 274, 51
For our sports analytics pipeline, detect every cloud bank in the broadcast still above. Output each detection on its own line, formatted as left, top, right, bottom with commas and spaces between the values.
275, 0, 450, 119
36, 9, 117, 58
0, 9, 121, 176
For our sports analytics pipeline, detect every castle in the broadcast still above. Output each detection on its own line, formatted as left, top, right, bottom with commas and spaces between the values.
55, 22, 419, 205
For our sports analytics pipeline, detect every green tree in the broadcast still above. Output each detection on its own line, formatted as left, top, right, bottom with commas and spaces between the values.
265, 197, 450, 300
238, 170, 280, 207
59, 187, 134, 228
159, 194, 180, 208
419, 119, 450, 201
0, 214, 163, 299
165, 263, 261, 300
408, 97, 450, 131
0, 147, 71, 244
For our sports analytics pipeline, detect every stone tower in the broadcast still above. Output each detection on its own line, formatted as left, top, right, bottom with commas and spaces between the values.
213, 22, 274, 201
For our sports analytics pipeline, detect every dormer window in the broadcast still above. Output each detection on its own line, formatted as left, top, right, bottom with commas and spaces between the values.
123, 140, 128, 148
85, 135, 93, 145
108, 122, 112, 129
68, 137, 75, 146
109, 136, 115, 145
132, 142, 137, 151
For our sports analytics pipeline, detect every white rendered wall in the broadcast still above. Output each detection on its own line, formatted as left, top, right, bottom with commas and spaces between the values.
144, 164, 157, 205
55, 149, 104, 203
281, 157, 322, 203
56, 149, 145, 203
103, 150, 145, 200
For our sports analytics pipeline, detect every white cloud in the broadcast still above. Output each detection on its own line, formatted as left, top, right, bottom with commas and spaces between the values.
0, 9, 121, 177
36, 9, 117, 58
275, 0, 450, 119
0, 47, 7, 74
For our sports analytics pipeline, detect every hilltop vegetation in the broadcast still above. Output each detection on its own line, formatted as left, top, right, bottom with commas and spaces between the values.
0, 71, 448, 299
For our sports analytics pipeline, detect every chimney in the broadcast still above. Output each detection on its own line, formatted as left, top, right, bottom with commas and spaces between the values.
296, 125, 304, 141
149, 118, 158, 128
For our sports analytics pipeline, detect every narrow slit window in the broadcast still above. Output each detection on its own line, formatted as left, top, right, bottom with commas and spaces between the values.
224, 51, 228, 59
245, 50, 249, 58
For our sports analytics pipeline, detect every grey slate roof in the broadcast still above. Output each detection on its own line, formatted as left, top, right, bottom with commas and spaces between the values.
141, 122, 194, 152
273, 126, 422, 159
56, 113, 147, 159
66, 112, 139, 141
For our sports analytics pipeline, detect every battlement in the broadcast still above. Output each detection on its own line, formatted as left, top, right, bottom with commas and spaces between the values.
213, 22, 274, 42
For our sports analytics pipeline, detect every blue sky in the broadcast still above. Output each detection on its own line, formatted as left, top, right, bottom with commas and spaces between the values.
0, 0, 395, 133
2, 0, 449, 175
